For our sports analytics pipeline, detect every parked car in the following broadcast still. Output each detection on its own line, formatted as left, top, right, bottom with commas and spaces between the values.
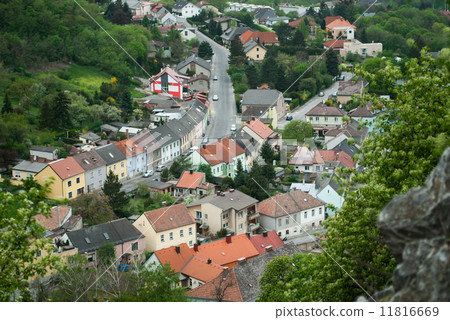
143, 170, 153, 178
213, 95, 218, 101
156, 165, 166, 172
319, 91, 324, 97
230, 124, 236, 131
213, 75, 218, 81
202, 137, 209, 144
338, 75, 345, 81
286, 115, 293, 121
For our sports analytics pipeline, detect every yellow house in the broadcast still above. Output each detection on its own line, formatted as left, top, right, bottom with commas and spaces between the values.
133, 203, 196, 252
12, 161, 48, 180
94, 143, 128, 180
31, 245, 79, 280
243, 40, 267, 62
35, 157, 86, 200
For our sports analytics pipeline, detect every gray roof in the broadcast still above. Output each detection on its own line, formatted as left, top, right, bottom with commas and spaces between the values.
73, 150, 107, 171
235, 129, 260, 154
30, 146, 57, 153
253, 8, 277, 20
233, 243, 300, 301
172, 1, 189, 9
166, 119, 191, 139
317, 172, 341, 194
221, 27, 252, 42
13, 160, 48, 173
176, 55, 211, 72
66, 218, 143, 254
242, 89, 281, 106
148, 180, 174, 190
80, 132, 101, 142
243, 40, 265, 53
187, 189, 258, 211
101, 124, 119, 133
331, 139, 359, 157
94, 143, 126, 165
241, 106, 269, 121
150, 124, 180, 147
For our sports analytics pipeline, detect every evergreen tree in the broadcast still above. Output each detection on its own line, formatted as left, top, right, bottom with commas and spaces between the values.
234, 159, 245, 187
259, 140, 275, 165
197, 163, 215, 183
142, 15, 150, 28
53, 91, 71, 129
198, 41, 213, 59
102, 170, 129, 218
245, 64, 259, 89
260, 54, 278, 87
229, 38, 246, 65
208, 19, 217, 36
326, 49, 339, 77
2, 93, 13, 114
291, 28, 305, 47
121, 90, 133, 114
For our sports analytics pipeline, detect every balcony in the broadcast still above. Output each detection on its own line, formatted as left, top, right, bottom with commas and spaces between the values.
248, 222, 260, 231
248, 211, 259, 220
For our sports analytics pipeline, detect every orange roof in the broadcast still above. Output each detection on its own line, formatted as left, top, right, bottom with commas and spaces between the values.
324, 16, 343, 25
288, 19, 301, 28
245, 118, 274, 139
114, 138, 144, 157
318, 150, 355, 168
326, 17, 356, 30
199, 138, 245, 166
154, 243, 194, 273
194, 234, 259, 266
176, 171, 205, 189
187, 269, 243, 301
180, 256, 224, 283
143, 203, 195, 233
249, 231, 284, 255
323, 39, 350, 49
48, 157, 84, 180
34, 206, 71, 231
240, 31, 279, 45
259, 84, 269, 90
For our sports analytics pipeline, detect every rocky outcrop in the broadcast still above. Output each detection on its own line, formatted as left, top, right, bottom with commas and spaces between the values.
374, 147, 450, 301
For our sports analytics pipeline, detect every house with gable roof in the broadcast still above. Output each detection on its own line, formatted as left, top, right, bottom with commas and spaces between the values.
241, 89, 286, 121
239, 30, 280, 46
196, 1, 219, 13
114, 138, 147, 178
12, 161, 48, 181
288, 146, 325, 173
221, 27, 252, 46
35, 157, 85, 200
243, 40, 267, 61
176, 55, 211, 77
66, 218, 145, 267
316, 172, 345, 215
172, 1, 201, 18
187, 189, 259, 236
189, 137, 246, 178
174, 170, 215, 197
305, 103, 347, 136
258, 190, 326, 239
324, 120, 369, 148
149, 66, 190, 99
73, 149, 107, 193
94, 143, 127, 180
325, 16, 356, 40
133, 203, 196, 252
337, 80, 364, 105
348, 102, 377, 132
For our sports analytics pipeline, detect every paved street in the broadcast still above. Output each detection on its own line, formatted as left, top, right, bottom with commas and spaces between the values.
278, 71, 354, 130
178, 17, 237, 140
120, 172, 162, 194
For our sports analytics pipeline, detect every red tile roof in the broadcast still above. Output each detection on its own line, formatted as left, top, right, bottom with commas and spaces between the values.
245, 118, 274, 139
199, 138, 245, 166
194, 234, 259, 266
240, 30, 279, 45
324, 16, 343, 26
48, 157, 85, 180
327, 17, 356, 30
323, 39, 350, 49
143, 203, 195, 233
180, 256, 224, 283
249, 231, 284, 255
114, 138, 145, 158
258, 190, 326, 218
289, 146, 325, 166
187, 269, 243, 301
34, 206, 71, 231
150, 66, 190, 85
318, 150, 355, 168
349, 104, 375, 118
288, 19, 301, 28
176, 171, 205, 189
154, 243, 194, 273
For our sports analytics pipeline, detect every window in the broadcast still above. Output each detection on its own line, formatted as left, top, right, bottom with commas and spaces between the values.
98, 169, 101, 175
294, 227, 297, 233
196, 211, 202, 219
68, 180, 72, 187
180, 229, 184, 238
113, 165, 116, 171
256, 47, 259, 52
26, 173, 32, 178
304, 212, 307, 219
238, 212, 243, 219
257, 54, 260, 59
285, 217, 289, 225
132, 242, 138, 251
239, 223, 243, 231
205, 214, 208, 220
293, 214, 297, 222
188, 227, 193, 235
361, 48, 367, 55
286, 229, 289, 235
121, 161, 124, 168
278, 232, 281, 237
76, 177, 80, 184
305, 165, 309, 170
90, 172, 94, 179
278, 219, 282, 227
315, 116, 319, 121
312, 222, 315, 227
160, 234, 165, 243
77, 188, 83, 195
319, 208, 322, 215
334, 117, 338, 122
169, 232, 173, 240
222, 213, 229, 220
189, 278, 193, 287
325, 117, 328, 122
35, 250, 41, 258
312, 209, 315, 217
189, 240, 193, 247
121, 172, 124, 178
87, 254, 95, 262
68, 192, 73, 199
223, 222, 229, 228
14, 172, 21, 178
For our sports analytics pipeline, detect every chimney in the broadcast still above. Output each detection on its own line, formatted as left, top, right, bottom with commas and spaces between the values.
263, 231, 268, 237
202, 144, 206, 149
226, 234, 232, 244
194, 243, 199, 252
265, 245, 273, 252
175, 246, 180, 254
216, 191, 221, 196
107, 140, 110, 144
223, 266, 228, 270
246, 233, 250, 239
251, 116, 255, 121
189, 169, 193, 174
237, 257, 245, 264
162, 201, 167, 207
207, 258, 212, 264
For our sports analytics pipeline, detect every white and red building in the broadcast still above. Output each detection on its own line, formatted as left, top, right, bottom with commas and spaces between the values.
149, 67, 190, 99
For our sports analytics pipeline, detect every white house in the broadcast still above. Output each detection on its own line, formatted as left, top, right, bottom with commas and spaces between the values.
172, 1, 201, 18
316, 173, 345, 216
150, 125, 181, 165
258, 190, 326, 239
288, 146, 325, 173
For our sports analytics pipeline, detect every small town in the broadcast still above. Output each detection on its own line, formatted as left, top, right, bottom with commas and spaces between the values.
0, 0, 449, 307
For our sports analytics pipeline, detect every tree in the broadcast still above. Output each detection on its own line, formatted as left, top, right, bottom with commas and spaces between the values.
326, 49, 339, 76
220, 176, 234, 191
260, 140, 275, 165
71, 191, 116, 225
169, 157, 190, 179
258, 51, 450, 302
98, 242, 116, 268
234, 159, 245, 187
142, 15, 150, 28
197, 163, 215, 183
291, 28, 305, 47
282, 120, 313, 142
111, 9, 129, 25
216, 228, 228, 239
229, 38, 245, 65
273, 22, 292, 45
260, 54, 278, 87
0, 185, 59, 301
198, 41, 213, 59
2, 93, 12, 114
170, 38, 186, 61
245, 64, 259, 89
160, 167, 170, 181
102, 171, 129, 218
120, 90, 133, 114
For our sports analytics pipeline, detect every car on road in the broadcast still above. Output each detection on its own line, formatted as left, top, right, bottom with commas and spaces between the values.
213, 95, 218, 101
213, 75, 218, 81
286, 115, 293, 121
156, 165, 166, 172
338, 75, 345, 81
202, 137, 209, 144
230, 124, 236, 131
143, 170, 153, 178
319, 91, 324, 97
